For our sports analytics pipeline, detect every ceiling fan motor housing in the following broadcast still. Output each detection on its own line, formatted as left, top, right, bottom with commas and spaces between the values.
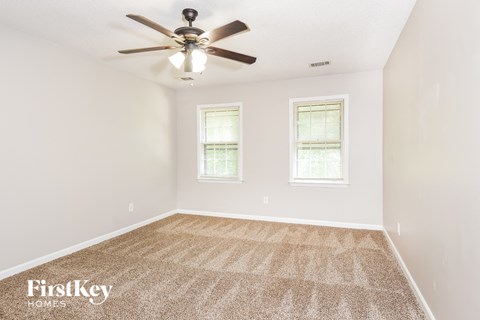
174, 26, 204, 37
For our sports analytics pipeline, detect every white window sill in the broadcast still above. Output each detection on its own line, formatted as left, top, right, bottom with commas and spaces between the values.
289, 180, 349, 188
197, 178, 243, 184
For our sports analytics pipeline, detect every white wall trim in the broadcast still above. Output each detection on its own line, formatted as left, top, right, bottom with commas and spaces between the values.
0, 210, 177, 281
178, 209, 382, 230
383, 229, 436, 320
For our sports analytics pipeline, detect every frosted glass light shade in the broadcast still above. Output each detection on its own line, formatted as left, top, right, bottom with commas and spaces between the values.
169, 49, 207, 73
168, 52, 185, 69
192, 49, 207, 66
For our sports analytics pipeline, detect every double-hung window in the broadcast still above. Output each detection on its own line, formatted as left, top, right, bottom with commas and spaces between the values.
197, 103, 242, 182
289, 95, 348, 185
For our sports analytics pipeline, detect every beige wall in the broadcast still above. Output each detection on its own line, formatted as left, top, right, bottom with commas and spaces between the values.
384, 0, 480, 318
176, 71, 383, 225
0, 25, 177, 271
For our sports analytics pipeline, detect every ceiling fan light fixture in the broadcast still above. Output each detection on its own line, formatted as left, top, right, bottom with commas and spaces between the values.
172, 48, 206, 73
172, 49, 207, 73
119, 9, 256, 77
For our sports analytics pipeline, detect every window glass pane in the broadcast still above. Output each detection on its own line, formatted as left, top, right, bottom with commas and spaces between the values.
226, 110, 239, 141
297, 147, 310, 160
325, 143, 342, 179
326, 124, 340, 140
326, 109, 340, 123
310, 146, 325, 161
325, 109, 341, 140
326, 161, 342, 179
226, 144, 238, 176
216, 147, 226, 161
310, 161, 325, 178
297, 159, 310, 178
205, 145, 215, 160
227, 160, 238, 176
215, 159, 227, 175
310, 109, 326, 141
206, 159, 214, 174
226, 147, 237, 161
204, 145, 215, 176
297, 108, 310, 141
205, 112, 221, 141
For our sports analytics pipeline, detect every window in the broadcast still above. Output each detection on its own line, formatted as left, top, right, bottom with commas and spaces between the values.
197, 103, 242, 182
289, 95, 348, 185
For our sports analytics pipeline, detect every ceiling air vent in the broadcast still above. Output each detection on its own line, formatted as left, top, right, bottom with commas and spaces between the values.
180, 77, 194, 81
310, 61, 331, 67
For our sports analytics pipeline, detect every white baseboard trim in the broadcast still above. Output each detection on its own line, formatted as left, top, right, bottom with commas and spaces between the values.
0, 210, 177, 281
383, 229, 436, 320
0, 208, 383, 281
1, 207, 434, 319
178, 209, 383, 231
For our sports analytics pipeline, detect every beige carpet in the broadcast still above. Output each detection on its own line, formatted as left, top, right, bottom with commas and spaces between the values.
0, 214, 425, 319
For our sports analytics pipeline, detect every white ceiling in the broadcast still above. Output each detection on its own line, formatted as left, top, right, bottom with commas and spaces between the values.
0, 0, 416, 89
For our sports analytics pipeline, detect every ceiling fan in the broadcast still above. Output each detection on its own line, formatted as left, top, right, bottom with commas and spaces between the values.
118, 8, 257, 73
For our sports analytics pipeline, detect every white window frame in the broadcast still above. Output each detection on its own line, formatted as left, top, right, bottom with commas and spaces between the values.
197, 102, 243, 183
289, 94, 349, 187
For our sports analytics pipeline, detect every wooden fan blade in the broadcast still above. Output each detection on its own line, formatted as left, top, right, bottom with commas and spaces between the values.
206, 46, 257, 64
199, 20, 249, 44
126, 14, 181, 41
118, 46, 178, 54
